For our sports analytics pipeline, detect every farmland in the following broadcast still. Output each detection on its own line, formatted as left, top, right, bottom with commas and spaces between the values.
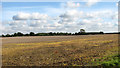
2, 34, 119, 66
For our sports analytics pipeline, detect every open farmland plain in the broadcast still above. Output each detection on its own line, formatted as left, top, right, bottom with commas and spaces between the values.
2, 34, 119, 66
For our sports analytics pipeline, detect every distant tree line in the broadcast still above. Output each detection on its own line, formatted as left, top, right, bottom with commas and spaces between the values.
1, 29, 120, 37
1, 32, 104, 37
1, 32, 72, 37
74, 29, 104, 35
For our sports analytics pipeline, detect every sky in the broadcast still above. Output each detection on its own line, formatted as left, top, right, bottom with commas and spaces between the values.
1, 1, 119, 34
2, 0, 119, 2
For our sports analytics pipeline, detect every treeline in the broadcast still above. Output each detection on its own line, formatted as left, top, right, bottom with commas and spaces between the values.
1, 31, 120, 37
1, 32, 72, 37
74, 31, 104, 35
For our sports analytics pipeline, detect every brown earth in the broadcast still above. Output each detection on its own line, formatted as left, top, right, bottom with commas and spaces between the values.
2, 34, 119, 66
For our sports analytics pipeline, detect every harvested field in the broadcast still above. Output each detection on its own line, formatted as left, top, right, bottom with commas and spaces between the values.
2, 35, 108, 44
2, 34, 119, 66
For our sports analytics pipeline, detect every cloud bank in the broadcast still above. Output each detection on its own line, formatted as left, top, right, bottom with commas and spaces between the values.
2, 1, 118, 34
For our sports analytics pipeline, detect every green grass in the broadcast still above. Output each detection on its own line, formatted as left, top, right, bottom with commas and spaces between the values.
91, 54, 120, 67
101, 55, 120, 67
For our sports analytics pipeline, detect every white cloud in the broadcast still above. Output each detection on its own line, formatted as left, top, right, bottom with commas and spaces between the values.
59, 9, 83, 23
31, 12, 49, 20
64, 1, 80, 8
85, 0, 101, 7
111, 12, 118, 20
13, 12, 31, 20
13, 12, 49, 20
116, 2, 118, 6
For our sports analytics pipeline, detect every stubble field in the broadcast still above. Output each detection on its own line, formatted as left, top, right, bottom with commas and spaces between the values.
2, 34, 119, 66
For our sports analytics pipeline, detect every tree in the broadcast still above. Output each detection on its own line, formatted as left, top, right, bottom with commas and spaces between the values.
80, 29, 85, 33
25, 34, 29, 36
100, 31, 104, 34
2, 34, 5, 37
49, 32, 53, 36
17, 32, 24, 36
6, 34, 11, 37
30, 32, 35, 36
13, 33, 17, 36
